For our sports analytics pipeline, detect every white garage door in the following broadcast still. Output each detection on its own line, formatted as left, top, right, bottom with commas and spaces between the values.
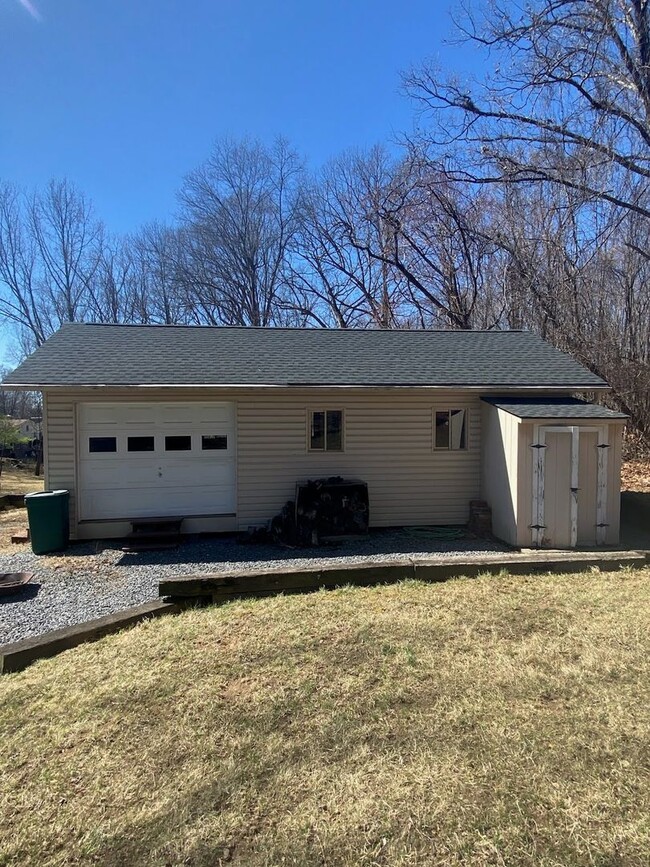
78, 402, 236, 520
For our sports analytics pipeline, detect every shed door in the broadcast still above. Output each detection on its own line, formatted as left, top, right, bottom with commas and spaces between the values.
577, 432, 599, 545
78, 402, 236, 520
542, 431, 573, 548
532, 425, 607, 548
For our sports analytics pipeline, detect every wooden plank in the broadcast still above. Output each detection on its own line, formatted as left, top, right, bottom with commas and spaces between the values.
318, 559, 415, 587
570, 426, 580, 548
0, 600, 185, 675
163, 552, 648, 603
213, 569, 325, 595
531, 424, 545, 547
596, 426, 609, 545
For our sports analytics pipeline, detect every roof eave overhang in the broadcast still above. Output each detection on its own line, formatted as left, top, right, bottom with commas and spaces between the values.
499, 411, 627, 422
4, 381, 610, 391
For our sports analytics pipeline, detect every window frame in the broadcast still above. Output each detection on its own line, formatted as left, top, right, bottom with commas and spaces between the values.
432, 407, 470, 452
307, 408, 345, 453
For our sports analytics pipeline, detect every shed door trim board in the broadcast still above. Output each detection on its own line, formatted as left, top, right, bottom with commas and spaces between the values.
77, 402, 236, 520
531, 425, 608, 548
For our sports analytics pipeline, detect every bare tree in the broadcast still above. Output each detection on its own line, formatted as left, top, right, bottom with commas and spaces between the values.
123, 224, 191, 325
286, 164, 411, 328
309, 147, 501, 329
0, 183, 48, 346
405, 0, 650, 220
178, 137, 304, 326
0, 179, 104, 349
29, 179, 104, 325
403, 0, 650, 435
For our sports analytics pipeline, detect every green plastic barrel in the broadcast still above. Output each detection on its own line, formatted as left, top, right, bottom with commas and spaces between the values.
25, 490, 70, 555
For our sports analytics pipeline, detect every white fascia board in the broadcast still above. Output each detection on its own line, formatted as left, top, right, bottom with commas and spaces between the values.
13, 382, 612, 391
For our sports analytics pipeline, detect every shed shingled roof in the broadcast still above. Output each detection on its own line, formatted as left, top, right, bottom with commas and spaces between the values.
2, 323, 608, 389
482, 397, 626, 419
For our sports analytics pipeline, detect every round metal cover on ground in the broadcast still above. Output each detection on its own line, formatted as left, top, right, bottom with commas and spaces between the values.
0, 572, 33, 595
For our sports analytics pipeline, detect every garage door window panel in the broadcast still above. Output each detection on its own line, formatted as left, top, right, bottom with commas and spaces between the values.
127, 436, 155, 452
202, 435, 228, 451
165, 435, 192, 451
88, 436, 117, 454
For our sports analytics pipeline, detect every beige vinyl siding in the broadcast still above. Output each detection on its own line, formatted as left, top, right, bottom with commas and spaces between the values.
44, 387, 482, 537
480, 404, 520, 546
43, 392, 77, 532
237, 392, 481, 529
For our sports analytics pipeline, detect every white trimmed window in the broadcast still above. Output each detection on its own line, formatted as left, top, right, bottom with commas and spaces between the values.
309, 410, 344, 451
434, 409, 468, 450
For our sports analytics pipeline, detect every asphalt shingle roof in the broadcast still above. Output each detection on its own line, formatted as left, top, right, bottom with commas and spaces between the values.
3, 323, 608, 389
482, 397, 626, 419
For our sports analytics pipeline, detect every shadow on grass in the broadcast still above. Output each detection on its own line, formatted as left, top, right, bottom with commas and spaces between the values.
620, 491, 650, 549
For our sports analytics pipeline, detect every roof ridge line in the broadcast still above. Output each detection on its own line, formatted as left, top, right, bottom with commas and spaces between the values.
59, 322, 526, 334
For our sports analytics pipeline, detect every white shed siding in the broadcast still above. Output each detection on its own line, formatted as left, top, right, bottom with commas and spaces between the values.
606, 423, 623, 544
44, 387, 482, 537
516, 419, 625, 547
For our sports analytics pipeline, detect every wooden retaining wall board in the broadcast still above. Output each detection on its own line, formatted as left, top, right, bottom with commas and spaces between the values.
0, 600, 185, 675
160, 551, 648, 604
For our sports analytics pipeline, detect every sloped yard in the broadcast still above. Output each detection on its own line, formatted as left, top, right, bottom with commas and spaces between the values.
1, 569, 650, 866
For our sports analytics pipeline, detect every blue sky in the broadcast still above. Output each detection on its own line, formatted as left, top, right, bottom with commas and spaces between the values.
0, 0, 482, 233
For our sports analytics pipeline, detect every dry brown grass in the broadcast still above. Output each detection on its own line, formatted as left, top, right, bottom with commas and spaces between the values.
0, 508, 29, 551
621, 459, 650, 492
0, 467, 42, 553
0, 464, 43, 496
1, 569, 650, 866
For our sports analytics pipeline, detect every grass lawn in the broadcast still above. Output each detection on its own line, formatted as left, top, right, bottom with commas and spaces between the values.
1, 570, 650, 866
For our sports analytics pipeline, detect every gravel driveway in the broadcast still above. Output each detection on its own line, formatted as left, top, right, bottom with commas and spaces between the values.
0, 529, 507, 644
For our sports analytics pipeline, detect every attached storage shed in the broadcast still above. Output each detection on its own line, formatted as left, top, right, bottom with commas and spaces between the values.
481, 398, 627, 548
3, 324, 627, 549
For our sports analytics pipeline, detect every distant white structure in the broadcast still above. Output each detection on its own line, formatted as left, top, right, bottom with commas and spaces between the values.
8, 419, 35, 440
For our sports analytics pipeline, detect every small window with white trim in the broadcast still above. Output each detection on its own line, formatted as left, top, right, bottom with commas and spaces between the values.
309, 410, 343, 451
434, 409, 467, 450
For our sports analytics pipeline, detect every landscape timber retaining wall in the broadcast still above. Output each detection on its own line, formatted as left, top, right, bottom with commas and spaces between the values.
160, 551, 649, 605
0, 600, 185, 675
